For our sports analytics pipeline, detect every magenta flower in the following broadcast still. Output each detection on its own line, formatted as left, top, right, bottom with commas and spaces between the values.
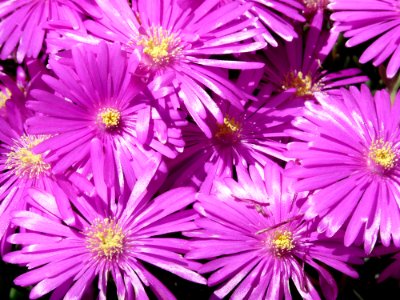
330, 0, 400, 78
166, 72, 295, 193
0, 92, 82, 254
26, 42, 184, 199
286, 85, 400, 253
0, 0, 99, 62
4, 186, 205, 299
186, 162, 363, 300
50, 0, 265, 133
263, 11, 367, 99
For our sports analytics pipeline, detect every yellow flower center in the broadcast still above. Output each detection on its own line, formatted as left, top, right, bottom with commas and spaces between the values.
0, 88, 11, 108
282, 71, 320, 97
5, 135, 51, 178
98, 108, 121, 129
215, 116, 241, 143
369, 139, 398, 170
85, 218, 125, 261
139, 26, 182, 67
271, 230, 295, 257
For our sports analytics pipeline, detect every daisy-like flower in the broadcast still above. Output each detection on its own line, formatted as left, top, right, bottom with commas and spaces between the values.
285, 85, 400, 253
0, 0, 99, 62
4, 186, 206, 299
26, 42, 184, 199
165, 70, 295, 193
186, 162, 363, 300
263, 11, 367, 100
0, 96, 83, 254
329, 0, 400, 78
49, 0, 266, 133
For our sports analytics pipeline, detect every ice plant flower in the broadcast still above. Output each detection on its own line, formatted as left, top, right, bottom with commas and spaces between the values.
329, 0, 400, 78
4, 187, 206, 299
50, 0, 266, 133
285, 85, 400, 253
165, 71, 295, 193
0, 102, 83, 255
26, 42, 184, 199
0, 0, 99, 62
186, 162, 363, 300
263, 11, 367, 100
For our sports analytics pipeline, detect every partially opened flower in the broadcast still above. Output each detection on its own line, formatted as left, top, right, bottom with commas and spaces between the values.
0, 0, 99, 62
165, 71, 295, 193
286, 85, 400, 253
186, 162, 363, 300
263, 11, 367, 100
49, 0, 266, 133
329, 0, 400, 78
4, 186, 205, 299
26, 42, 183, 199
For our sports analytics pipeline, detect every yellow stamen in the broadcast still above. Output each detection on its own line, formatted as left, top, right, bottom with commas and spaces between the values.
0, 88, 11, 108
85, 218, 125, 261
369, 139, 398, 170
215, 116, 241, 142
282, 71, 320, 97
138, 26, 182, 66
99, 108, 121, 129
5, 135, 51, 178
270, 230, 295, 257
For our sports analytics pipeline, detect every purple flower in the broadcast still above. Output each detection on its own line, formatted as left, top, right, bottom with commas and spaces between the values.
263, 11, 368, 99
0, 0, 99, 62
26, 42, 183, 199
329, 0, 400, 78
4, 186, 205, 299
186, 162, 363, 300
165, 71, 295, 193
0, 88, 83, 254
49, 0, 266, 133
286, 85, 400, 253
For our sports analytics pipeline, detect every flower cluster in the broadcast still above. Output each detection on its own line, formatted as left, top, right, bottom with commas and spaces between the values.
1, 0, 400, 299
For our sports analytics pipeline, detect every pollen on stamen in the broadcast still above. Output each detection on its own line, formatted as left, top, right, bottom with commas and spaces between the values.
269, 230, 295, 257
0, 88, 11, 109
98, 108, 121, 129
5, 135, 51, 178
368, 139, 399, 171
214, 116, 242, 144
282, 71, 321, 97
85, 218, 126, 261
138, 26, 183, 68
